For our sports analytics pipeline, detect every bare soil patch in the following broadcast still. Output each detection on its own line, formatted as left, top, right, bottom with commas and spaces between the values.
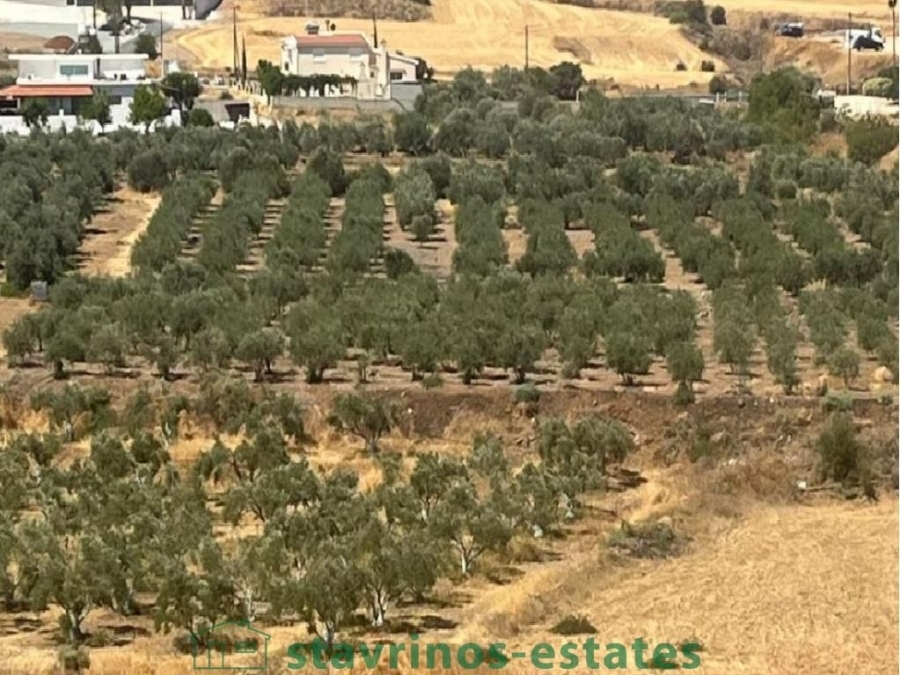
77, 187, 162, 278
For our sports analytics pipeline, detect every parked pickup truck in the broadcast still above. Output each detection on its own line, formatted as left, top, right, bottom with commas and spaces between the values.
846, 28, 885, 51
775, 23, 804, 38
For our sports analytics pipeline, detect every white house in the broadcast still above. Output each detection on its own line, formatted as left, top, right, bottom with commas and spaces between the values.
279, 28, 420, 101
0, 53, 179, 134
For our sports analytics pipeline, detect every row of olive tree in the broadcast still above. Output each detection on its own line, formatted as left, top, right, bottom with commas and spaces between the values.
0, 383, 634, 650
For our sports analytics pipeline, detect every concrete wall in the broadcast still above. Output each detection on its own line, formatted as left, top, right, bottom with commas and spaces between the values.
388, 55, 417, 82
834, 95, 899, 118
273, 95, 403, 113
14, 55, 146, 82
0, 106, 180, 134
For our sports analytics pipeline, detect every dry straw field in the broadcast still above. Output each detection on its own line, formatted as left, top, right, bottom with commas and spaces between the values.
0, 386, 897, 675
172, 0, 725, 86
169, 0, 897, 87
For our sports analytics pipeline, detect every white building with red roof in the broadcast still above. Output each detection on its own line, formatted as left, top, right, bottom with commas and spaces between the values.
0, 52, 179, 134
279, 27, 420, 101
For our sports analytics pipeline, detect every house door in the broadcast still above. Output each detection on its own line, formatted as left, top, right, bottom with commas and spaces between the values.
207, 640, 227, 668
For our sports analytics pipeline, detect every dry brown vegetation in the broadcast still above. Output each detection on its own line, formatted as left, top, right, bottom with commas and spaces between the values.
0, 383, 896, 675
173, 0, 725, 86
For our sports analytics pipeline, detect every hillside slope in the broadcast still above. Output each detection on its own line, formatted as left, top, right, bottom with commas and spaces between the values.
174, 0, 725, 86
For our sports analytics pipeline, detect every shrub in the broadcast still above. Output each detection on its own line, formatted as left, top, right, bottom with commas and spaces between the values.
384, 248, 418, 279
822, 390, 853, 412
551, 614, 597, 635
608, 520, 685, 559
514, 382, 541, 404
861, 77, 895, 98
134, 33, 158, 59
421, 372, 444, 389
708, 75, 728, 94
709, 4, 726, 25
188, 107, 215, 127
845, 117, 898, 166
58, 645, 90, 673
816, 413, 865, 483
85, 629, 113, 647
674, 381, 695, 405
747, 68, 819, 142
827, 347, 860, 387
127, 149, 170, 192
774, 180, 797, 200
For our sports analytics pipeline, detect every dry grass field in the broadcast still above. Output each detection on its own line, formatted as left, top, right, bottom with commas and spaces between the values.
172, 0, 725, 86
0, 385, 896, 675
168, 0, 899, 88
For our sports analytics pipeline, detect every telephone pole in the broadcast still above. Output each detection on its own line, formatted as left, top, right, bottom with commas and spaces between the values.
846, 12, 852, 94
159, 12, 164, 75
113, 0, 121, 53
525, 24, 529, 72
890, 0, 897, 69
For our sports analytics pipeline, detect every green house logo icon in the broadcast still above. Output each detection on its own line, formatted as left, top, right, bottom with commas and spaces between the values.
191, 619, 271, 671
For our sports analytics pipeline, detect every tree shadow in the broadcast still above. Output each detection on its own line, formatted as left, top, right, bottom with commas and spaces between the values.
377, 615, 459, 636
483, 565, 525, 586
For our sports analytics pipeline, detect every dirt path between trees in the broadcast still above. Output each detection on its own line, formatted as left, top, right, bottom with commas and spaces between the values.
77, 187, 162, 279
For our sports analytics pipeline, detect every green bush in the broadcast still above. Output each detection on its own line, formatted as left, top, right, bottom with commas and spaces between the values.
127, 149, 171, 192
708, 75, 728, 95
774, 180, 797, 200
816, 413, 865, 483
747, 68, 820, 142
187, 107, 215, 127
58, 645, 90, 672
514, 382, 541, 404
551, 614, 597, 635
421, 372, 444, 389
845, 117, 898, 166
861, 77, 895, 98
608, 520, 685, 559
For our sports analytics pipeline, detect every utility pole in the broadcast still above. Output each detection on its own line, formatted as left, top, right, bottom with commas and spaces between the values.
159, 12, 164, 75
113, 0, 120, 54
890, 0, 897, 69
847, 12, 852, 95
525, 24, 529, 72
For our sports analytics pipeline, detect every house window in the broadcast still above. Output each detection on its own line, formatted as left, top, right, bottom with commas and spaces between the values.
234, 639, 258, 654
313, 49, 325, 63
59, 64, 90, 77
390, 71, 403, 81
108, 95, 122, 105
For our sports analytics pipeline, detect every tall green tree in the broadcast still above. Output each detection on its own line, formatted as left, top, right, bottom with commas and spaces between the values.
80, 91, 112, 133
129, 84, 168, 132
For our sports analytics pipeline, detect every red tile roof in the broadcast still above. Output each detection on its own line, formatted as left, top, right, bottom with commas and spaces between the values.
294, 34, 371, 50
0, 84, 94, 98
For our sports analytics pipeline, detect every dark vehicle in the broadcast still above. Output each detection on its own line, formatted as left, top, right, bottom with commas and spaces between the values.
775, 23, 804, 38
851, 31, 885, 51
